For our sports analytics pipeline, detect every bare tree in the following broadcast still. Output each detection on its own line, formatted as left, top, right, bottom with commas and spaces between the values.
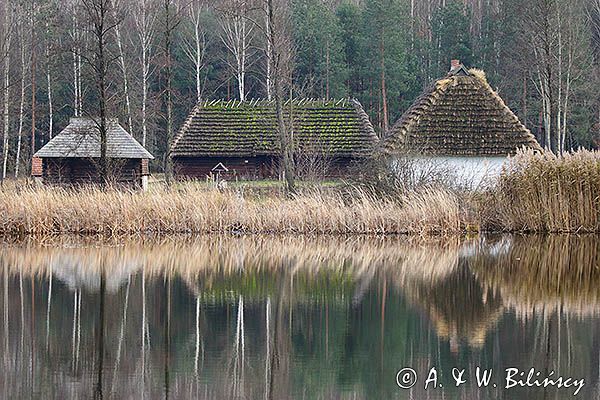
181, 0, 207, 103
218, 0, 256, 101
525, 0, 588, 153
263, 1, 272, 100
161, 0, 180, 184
81, 0, 121, 182
1, 2, 13, 180
14, 5, 29, 178
70, 0, 84, 117
264, 0, 294, 193
45, 20, 54, 140
111, 0, 133, 133
30, 0, 37, 166
133, 0, 158, 148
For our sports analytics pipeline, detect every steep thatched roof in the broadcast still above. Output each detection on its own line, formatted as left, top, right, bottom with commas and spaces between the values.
384, 67, 542, 156
170, 99, 378, 158
34, 117, 153, 159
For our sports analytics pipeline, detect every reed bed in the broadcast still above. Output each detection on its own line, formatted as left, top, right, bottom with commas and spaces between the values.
484, 149, 600, 233
1, 149, 598, 235
0, 184, 467, 236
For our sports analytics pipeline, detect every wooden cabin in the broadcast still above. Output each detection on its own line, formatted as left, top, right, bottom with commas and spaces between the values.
170, 99, 378, 180
32, 117, 154, 189
383, 60, 542, 185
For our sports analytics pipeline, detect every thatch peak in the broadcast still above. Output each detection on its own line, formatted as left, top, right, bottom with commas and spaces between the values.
384, 65, 542, 157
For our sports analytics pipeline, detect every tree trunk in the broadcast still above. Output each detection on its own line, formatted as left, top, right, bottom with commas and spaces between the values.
380, 34, 388, 134
163, 0, 174, 185
30, 0, 37, 166
112, 0, 133, 133
15, 21, 27, 178
46, 22, 53, 140
264, 5, 272, 100
1, 4, 12, 181
135, 0, 156, 148
267, 0, 294, 194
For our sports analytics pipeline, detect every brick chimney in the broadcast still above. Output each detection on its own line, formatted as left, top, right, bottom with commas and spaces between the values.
450, 59, 461, 71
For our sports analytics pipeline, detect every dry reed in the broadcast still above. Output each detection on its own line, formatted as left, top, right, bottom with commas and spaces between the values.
483, 149, 600, 233
0, 184, 467, 236
2, 150, 598, 235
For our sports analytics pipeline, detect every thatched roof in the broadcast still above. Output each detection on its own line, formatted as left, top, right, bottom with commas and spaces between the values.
34, 117, 153, 159
384, 66, 542, 156
170, 99, 378, 158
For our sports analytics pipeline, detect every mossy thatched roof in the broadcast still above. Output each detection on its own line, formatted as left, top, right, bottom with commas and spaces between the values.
171, 99, 378, 158
384, 67, 542, 156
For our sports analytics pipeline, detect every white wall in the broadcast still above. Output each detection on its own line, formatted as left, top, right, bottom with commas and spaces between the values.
392, 156, 507, 189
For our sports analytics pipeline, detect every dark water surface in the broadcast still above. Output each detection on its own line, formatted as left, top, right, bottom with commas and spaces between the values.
0, 235, 599, 399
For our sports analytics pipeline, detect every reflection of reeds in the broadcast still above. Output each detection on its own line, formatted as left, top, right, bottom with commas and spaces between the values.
0, 185, 466, 236
6, 235, 599, 348
0, 235, 464, 290
472, 235, 600, 318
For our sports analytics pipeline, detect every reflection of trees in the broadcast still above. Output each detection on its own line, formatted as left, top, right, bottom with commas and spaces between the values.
1, 235, 600, 398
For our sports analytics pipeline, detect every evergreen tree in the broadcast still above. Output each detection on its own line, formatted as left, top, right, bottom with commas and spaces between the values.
292, 0, 347, 98
431, 1, 474, 76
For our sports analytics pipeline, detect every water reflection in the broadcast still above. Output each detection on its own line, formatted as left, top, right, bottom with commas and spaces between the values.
1, 235, 599, 399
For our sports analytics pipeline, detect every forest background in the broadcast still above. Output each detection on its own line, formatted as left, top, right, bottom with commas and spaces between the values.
0, 0, 598, 176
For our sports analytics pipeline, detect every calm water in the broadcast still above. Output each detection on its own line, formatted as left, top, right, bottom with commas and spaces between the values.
0, 235, 599, 399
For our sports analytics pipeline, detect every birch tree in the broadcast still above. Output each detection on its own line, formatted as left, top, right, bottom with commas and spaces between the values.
263, 2, 272, 100
133, 0, 158, 147
45, 20, 54, 140
525, 0, 588, 152
181, 0, 207, 103
218, 0, 256, 101
161, 0, 180, 184
14, 6, 29, 178
1, 2, 13, 180
30, 0, 38, 162
70, 1, 84, 117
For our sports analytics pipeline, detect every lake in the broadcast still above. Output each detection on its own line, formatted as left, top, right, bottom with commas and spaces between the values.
0, 235, 598, 399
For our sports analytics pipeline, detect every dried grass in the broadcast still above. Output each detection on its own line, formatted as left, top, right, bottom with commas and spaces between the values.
483, 149, 600, 233
0, 184, 468, 236
2, 149, 598, 236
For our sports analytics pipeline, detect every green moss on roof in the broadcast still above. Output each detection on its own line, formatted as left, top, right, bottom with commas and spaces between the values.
171, 99, 378, 158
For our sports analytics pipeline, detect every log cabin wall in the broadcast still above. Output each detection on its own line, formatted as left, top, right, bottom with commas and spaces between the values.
173, 156, 358, 180
42, 158, 144, 187
173, 156, 278, 179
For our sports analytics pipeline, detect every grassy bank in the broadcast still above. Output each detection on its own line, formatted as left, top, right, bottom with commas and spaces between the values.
1, 150, 598, 236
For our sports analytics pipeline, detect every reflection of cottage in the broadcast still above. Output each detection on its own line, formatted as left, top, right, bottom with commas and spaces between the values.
384, 60, 542, 185
32, 117, 154, 189
404, 262, 504, 351
170, 99, 378, 179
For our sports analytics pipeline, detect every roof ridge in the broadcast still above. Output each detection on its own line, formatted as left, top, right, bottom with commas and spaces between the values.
197, 98, 357, 108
